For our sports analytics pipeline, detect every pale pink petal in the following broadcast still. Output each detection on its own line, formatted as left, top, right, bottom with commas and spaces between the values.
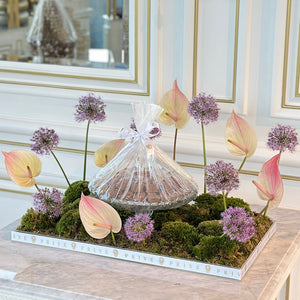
2, 150, 41, 187
225, 111, 257, 157
79, 194, 122, 239
94, 139, 125, 167
254, 153, 283, 209
159, 80, 190, 129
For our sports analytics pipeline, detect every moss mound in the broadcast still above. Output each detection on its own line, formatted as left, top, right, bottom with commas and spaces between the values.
17, 184, 273, 268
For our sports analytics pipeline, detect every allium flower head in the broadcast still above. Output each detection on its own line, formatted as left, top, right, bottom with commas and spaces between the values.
188, 92, 219, 125
30, 128, 59, 155
267, 124, 298, 152
124, 214, 154, 243
205, 160, 239, 195
220, 206, 255, 243
75, 93, 106, 123
33, 187, 63, 218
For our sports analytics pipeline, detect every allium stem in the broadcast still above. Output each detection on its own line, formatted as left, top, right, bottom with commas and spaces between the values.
201, 122, 207, 193
83, 120, 90, 181
238, 155, 247, 172
222, 191, 227, 210
110, 230, 116, 246
173, 128, 178, 161
50, 150, 71, 187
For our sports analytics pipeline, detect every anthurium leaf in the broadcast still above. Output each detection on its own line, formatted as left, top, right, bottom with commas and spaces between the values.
2, 150, 41, 187
94, 139, 125, 167
158, 80, 190, 129
253, 153, 283, 209
225, 110, 257, 157
79, 194, 122, 239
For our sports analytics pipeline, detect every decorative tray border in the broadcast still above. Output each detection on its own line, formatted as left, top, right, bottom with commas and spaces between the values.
11, 222, 276, 281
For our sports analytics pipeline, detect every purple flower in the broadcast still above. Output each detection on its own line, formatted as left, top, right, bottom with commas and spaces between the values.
74, 93, 106, 123
30, 128, 59, 155
124, 214, 154, 243
205, 160, 239, 195
188, 93, 219, 125
220, 206, 255, 243
33, 187, 63, 218
267, 124, 298, 153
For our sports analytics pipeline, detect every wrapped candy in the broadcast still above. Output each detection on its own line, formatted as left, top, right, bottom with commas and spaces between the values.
89, 103, 198, 213
27, 0, 77, 63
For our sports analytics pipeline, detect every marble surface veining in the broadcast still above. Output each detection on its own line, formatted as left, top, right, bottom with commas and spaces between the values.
0, 205, 299, 300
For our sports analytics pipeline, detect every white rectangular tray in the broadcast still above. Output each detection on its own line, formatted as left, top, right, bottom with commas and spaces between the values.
11, 222, 276, 280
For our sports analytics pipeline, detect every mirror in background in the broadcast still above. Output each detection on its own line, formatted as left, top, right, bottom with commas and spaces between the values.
0, 0, 129, 69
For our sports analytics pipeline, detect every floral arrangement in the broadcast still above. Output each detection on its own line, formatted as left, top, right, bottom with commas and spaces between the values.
2, 82, 299, 268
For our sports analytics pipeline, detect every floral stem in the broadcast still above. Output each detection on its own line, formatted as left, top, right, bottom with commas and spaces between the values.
201, 122, 207, 193
83, 120, 90, 181
50, 150, 71, 187
238, 155, 247, 172
111, 231, 116, 246
173, 128, 178, 161
263, 200, 270, 216
34, 183, 40, 192
222, 191, 227, 210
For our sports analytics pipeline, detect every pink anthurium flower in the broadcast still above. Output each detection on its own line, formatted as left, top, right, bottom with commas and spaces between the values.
94, 139, 125, 168
225, 111, 257, 158
252, 153, 283, 212
158, 80, 190, 129
79, 194, 122, 244
2, 150, 41, 188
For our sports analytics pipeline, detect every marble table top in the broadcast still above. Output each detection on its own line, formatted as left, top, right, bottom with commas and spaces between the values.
0, 205, 300, 300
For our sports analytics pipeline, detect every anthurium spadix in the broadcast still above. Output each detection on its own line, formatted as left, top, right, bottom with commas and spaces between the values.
252, 153, 283, 211
225, 111, 257, 158
79, 194, 122, 242
2, 150, 41, 188
94, 139, 125, 167
158, 80, 190, 129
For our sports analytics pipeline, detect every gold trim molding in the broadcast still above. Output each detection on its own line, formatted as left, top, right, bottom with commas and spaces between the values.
281, 0, 300, 109
193, 0, 240, 103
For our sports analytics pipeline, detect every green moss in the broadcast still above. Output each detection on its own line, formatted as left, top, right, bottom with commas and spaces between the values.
197, 220, 223, 236
193, 235, 237, 261
63, 180, 90, 204
152, 210, 178, 230
56, 209, 90, 240
160, 221, 199, 253
175, 204, 211, 226
17, 208, 57, 234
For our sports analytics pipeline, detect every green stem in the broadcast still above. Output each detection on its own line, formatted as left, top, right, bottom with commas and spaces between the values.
201, 122, 207, 193
222, 191, 227, 211
111, 231, 116, 246
173, 128, 178, 161
83, 120, 90, 181
34, 183, 40, 192
263, 200, 270, 217
50, 150, 71, 187
238, 155, 247, 172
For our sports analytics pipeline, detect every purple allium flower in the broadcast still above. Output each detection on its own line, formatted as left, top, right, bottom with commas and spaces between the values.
30, 128, 59, 155
267, 124, 298, 153
205, 160, 239, 195
74, 93, 106, 123
188, 93, 219, 125
124, 214, 154, 243
220, 206, 255, 243
130, 118, 138, 131
33, 187, 63, 218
